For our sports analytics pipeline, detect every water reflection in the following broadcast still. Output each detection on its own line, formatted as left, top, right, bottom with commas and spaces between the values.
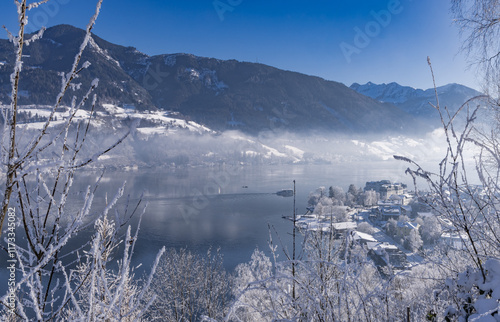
78, 162, 412, 271
0, 162, 414, 296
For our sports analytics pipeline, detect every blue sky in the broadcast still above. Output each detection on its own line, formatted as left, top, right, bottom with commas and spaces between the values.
1, 0, 481, 91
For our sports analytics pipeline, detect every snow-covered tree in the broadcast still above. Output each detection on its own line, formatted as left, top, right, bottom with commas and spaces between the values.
404, 229, 423, 252
442, 258, 500, 321
452, 0, 500, 99
385, 218, 400, 240
0, 1, 163, 319
312, 197, 348, 222
357, 221, 375, 234
420, 215, 442, 245
307, 186, 326, 206
362, 189, 379, 206
329, 185, 346, 206
229, 249, 289, 321
348, 183, 359, 197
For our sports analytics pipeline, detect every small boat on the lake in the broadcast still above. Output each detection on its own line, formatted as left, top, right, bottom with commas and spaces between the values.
276, 189, 293, 197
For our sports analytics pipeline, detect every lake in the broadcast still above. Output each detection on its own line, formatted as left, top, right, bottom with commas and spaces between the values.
84, 161, 416, 271
0, 161, 418, 295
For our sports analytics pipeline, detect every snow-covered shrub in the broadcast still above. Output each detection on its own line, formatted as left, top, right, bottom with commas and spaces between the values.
146, 248, 232, 321
395, 59, 499, 320
229, 233, 404, 321
61, 217, 165, 321
357, 221, 375, 234
443, 259, 500, 322
229, 249, 287, 321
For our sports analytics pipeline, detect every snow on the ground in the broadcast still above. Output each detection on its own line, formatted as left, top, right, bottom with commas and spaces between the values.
98, 154, 112, 161
20, 120, 66, 130
245, 150, 259, 157
13, 105, 104, 129
136, 127, 169, 136
223, 131, 299, 161
7, 104, 214, 137
101, 104, 214, 134
351, 133, 449, 162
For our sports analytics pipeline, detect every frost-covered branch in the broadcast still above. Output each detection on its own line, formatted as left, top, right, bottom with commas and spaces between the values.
0, 0, 164, 319
394, 57, 500, 321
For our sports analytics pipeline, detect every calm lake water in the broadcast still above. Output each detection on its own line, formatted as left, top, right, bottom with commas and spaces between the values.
0, 161, 417, 295
83, 162, 415, 271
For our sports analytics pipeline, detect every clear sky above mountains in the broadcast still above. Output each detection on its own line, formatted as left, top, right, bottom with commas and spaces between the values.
0, 0, 480, 91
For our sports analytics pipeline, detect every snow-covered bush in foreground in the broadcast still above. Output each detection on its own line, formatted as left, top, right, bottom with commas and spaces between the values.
145, 248, 232, 321
443, 259, 500, 322
0, 1, 164, 319
229, 249, 278, 321
61, 217, 165, 321
228, 232, 427, 321
395, 59, 500, 321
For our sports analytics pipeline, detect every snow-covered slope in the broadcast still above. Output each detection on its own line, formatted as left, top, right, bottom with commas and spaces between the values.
7, 104, 213, 135
0, 24, 419, 135
100, 104, 213, 135
7, 104, 309, 167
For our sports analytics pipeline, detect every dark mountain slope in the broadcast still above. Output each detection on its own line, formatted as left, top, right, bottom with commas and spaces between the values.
0, 24, 423, 134
0, 25, 154, 109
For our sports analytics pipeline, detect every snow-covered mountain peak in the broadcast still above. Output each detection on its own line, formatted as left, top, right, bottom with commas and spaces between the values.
350, 81, 483, 124
350, 81, 422, 104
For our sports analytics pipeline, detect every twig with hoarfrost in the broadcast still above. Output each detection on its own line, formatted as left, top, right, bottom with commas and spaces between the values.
394, 57, 500, 320
0, 0, 103, 237
0, 0, 163, 319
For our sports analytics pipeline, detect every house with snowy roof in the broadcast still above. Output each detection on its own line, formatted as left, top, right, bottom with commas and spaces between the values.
351, 231, 377, 245
379, 205, 401, 221
366, 241, 407, 270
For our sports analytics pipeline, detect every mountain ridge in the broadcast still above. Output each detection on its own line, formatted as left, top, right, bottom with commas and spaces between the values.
0, 24, 477, 134
350, 81, 483, 121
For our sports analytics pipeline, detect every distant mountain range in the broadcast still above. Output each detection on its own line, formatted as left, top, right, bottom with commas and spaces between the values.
0, 25, 482, 134
350, 81, 483, 124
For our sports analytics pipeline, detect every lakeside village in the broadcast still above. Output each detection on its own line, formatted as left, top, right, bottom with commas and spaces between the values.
283, 180, 467, 273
